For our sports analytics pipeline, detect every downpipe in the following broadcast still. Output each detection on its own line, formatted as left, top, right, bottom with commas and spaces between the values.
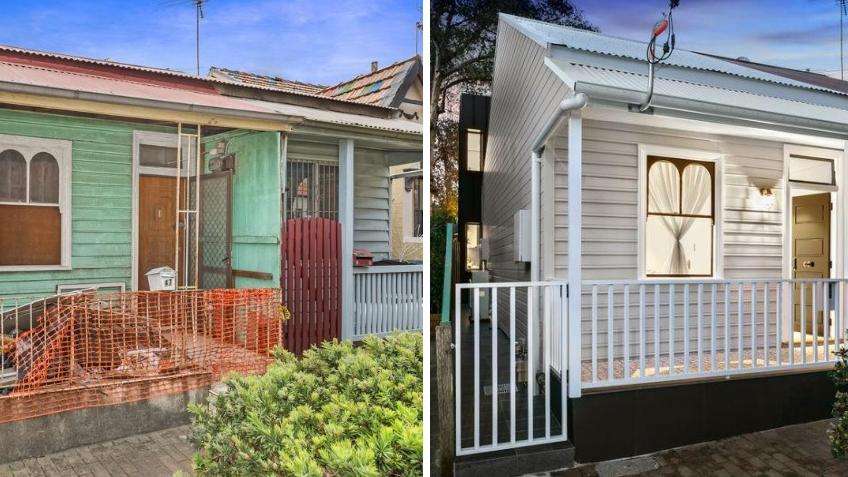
530, 93, 588, 283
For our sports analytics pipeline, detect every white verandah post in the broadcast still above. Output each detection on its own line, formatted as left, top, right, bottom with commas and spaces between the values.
567, 110, 583, 398
339, 139, 355, 340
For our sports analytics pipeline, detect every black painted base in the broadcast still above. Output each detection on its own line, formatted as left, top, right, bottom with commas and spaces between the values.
569, 370, 836, 462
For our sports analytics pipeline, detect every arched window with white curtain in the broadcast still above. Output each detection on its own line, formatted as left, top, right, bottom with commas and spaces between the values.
645, 157, 714, 277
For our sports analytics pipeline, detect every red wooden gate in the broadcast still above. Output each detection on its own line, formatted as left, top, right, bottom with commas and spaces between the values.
281, 217, 342, 354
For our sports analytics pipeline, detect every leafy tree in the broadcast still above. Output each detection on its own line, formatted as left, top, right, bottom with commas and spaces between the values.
830, 341, 848, 457
429, 0, 596, 208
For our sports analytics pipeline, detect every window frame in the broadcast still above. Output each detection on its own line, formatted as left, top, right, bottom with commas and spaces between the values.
0, 134, 72, 271
403, 172, 424, 243
466, 129, 482, 172
465, 222, 482, 271
638, 145, 724, 280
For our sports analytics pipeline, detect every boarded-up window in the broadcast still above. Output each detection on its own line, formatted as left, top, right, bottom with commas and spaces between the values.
0, 205, 61, 265
0, 139, 69, 268
0, 149, 26, 202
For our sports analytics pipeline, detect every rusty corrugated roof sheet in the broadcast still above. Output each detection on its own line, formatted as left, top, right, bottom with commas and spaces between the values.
0, 60, 283, 115
0, 43, 421, 134
320, 56, 420, 107
208, 67, 326, 95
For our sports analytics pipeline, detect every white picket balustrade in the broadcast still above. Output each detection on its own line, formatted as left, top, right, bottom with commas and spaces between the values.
352, 264, 423, 339
576, 278, 847, 393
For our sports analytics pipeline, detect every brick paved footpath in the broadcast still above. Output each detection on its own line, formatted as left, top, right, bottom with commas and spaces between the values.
539, 420, 848, 477
0, 426, 195, 477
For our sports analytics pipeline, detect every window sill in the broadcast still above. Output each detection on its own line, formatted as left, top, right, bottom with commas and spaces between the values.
0, 265, 71, 272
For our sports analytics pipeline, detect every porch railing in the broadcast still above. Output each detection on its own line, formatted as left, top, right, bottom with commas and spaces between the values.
352, 264, 423, 339
579, 278, 847, 393
454, 281, 568, 456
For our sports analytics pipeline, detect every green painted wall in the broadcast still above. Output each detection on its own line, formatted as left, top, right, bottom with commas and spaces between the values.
203, 131, 281, 288
0, 108, 171, 300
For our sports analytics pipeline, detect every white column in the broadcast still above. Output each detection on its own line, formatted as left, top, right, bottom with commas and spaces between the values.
531, 151, 541, 283
567, 111, 583, 398
339, 139, 355, 340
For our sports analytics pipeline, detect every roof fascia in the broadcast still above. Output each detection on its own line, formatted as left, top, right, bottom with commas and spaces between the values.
387, 58, 422, 108
574, 81, 848, 139
499, 13, 550, 48
293, 121, 422, 149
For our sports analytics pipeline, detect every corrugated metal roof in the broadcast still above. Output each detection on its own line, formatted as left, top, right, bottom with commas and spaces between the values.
208, 67, 326, 95
550, 58, 848, 125
0, 43, 395, 110
244, 97, 422, 134
0, 60, 281, 115
0, 59, 421, 135
503, 14, 848, 96
320, 56, 420, 106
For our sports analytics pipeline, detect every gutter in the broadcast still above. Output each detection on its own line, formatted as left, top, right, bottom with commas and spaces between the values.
576, 82, 848, 139
529, 93, 588, 282
0, 79, 305, 126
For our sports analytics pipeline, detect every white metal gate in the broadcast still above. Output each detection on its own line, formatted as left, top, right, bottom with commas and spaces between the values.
454, 281, 568, 456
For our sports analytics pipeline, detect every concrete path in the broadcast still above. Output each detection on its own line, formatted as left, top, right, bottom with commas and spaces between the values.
538, 419, 848, 477
0, 426, 194, 477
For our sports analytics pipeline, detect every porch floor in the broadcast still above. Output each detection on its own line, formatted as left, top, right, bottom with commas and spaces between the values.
581, 334, 836, 385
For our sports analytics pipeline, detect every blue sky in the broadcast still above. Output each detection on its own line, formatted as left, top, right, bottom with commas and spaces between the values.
578, 0, 846, 75
0, 0, 421, 86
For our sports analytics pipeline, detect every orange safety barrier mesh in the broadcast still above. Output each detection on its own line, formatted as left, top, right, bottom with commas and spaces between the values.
0, 288, 288, 423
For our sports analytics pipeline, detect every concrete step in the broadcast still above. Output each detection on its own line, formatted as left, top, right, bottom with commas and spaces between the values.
454, 441, 575, 477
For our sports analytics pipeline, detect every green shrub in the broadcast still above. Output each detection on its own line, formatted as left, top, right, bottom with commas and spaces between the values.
188, 333, 423, 476
830, 341, 848, 457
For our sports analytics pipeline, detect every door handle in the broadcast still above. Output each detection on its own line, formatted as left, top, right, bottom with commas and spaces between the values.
803, 260, 815, 268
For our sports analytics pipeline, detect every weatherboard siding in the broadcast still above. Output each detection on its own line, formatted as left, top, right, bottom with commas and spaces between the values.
354, 147, 391, 260
0, 107, 171, 299
482, 18, 572, 339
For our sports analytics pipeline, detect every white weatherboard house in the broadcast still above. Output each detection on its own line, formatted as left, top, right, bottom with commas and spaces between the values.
454, 13, 848, 468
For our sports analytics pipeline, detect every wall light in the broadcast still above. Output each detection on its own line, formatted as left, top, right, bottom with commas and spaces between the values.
758, 188, 776, 209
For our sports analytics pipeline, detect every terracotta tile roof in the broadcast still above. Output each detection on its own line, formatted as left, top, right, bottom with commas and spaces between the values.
208, 67, 326, 95
320, 56, 420, 107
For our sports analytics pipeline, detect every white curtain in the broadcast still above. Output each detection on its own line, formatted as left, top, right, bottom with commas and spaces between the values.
648, 162, 711, 274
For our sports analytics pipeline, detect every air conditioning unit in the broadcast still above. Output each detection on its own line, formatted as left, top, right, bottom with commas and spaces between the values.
513, 209, 531, 262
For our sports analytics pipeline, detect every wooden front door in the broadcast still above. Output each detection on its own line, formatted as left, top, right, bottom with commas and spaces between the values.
138, 175, 177, 290
792, 192, 831, 336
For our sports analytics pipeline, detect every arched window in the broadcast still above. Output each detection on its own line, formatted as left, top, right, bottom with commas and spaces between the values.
29, 152, 60, 204
0, 137, 71, 269
645, 157, 715, 277
0, 149, 26, 202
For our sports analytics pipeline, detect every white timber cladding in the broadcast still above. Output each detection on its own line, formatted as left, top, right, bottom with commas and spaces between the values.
547, 118, 845, 359
481, 18, 574, 339
354, 147, 391, 260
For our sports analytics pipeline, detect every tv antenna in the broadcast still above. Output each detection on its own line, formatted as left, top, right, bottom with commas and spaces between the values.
840, 0, 847, 80
194, 0, 205, 76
